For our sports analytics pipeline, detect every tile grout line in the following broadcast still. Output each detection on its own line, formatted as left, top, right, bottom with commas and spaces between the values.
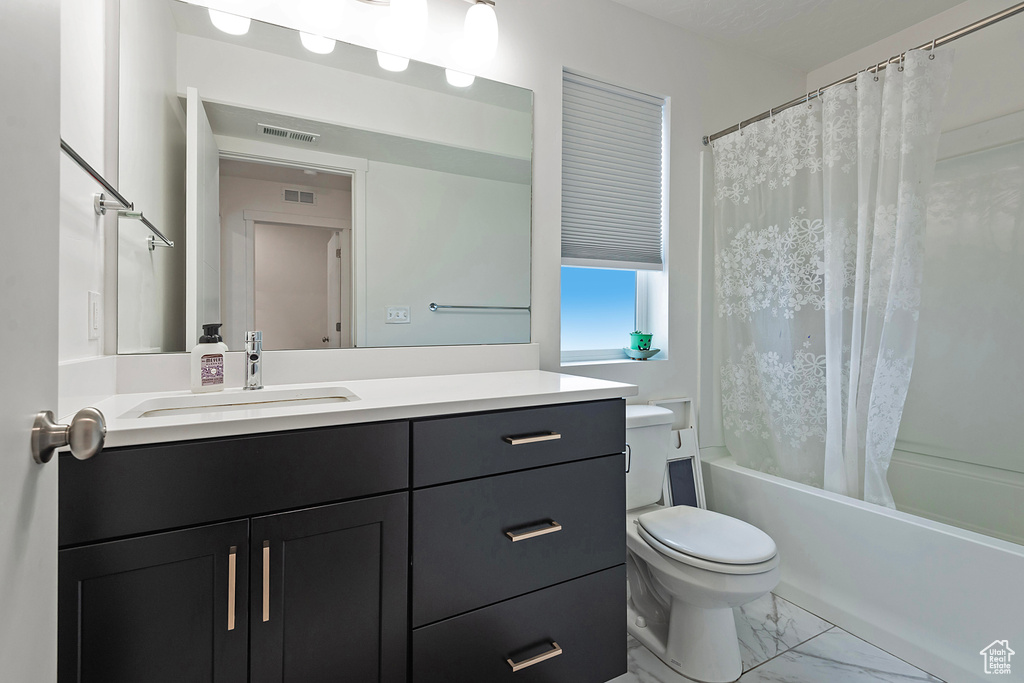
738, 625, 838, 677
827, 629, 947, 682
769, 594, 945, 682
764, 593, 837, 652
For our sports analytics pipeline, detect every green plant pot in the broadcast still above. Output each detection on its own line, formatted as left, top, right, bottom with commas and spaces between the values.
629, 332, 653, 351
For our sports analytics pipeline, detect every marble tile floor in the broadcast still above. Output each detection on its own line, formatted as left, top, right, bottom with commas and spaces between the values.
608, 592, 943, 683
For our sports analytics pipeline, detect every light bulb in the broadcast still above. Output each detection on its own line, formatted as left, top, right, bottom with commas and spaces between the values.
446, 69, 475, 88
300, 32, 336, 54
464, 1, 498, 66
208, 8, 251, 35
377, 51, 410, 72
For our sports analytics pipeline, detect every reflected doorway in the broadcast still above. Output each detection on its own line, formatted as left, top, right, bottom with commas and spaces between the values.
219, 159, 354, 350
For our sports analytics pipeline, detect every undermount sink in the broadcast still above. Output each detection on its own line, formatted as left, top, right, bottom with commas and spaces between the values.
120, 385, 359, 419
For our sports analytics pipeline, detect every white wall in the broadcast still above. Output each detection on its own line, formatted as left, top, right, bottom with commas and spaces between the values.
59, 0, 110, 361
480, 0, 805, 404
806, 0, 1024, 135
219, 173, 352, 349
363, 161, 531, 347
117, 0, 186, 353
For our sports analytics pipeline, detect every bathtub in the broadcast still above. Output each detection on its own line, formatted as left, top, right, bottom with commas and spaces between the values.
700, 448, 1024, 683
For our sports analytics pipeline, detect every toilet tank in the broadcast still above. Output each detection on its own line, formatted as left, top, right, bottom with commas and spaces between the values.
625, 405, 675, 510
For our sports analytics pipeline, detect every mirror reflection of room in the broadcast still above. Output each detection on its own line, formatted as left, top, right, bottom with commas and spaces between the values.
220, 160, 353, 351
116, 0, 532, 354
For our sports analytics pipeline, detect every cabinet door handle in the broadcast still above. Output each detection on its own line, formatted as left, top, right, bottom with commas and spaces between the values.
506, 520, 562, 542
262, 541, 270, 623
227, 545, 237, 631
507, 642, 563, 672
503, 431, 561, 445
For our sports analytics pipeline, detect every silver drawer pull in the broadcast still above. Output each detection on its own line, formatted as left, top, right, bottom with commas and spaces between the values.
507, 642, 563, 672
506, 521, 562, 542
227, 546, 237, 631
503, 431, 561, 446
262, 541, 271, 623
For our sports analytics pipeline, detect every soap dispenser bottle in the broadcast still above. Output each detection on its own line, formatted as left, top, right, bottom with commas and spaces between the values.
191, 323, 229, 393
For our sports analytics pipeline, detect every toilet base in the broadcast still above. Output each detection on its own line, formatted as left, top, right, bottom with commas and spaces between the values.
627, 598, 742, 683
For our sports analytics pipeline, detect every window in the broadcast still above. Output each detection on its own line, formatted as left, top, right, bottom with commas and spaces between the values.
561, 267, 636, 354
560, 70, 667, 362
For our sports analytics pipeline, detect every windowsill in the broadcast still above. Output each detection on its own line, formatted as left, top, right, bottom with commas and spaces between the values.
561, 356, 668, 368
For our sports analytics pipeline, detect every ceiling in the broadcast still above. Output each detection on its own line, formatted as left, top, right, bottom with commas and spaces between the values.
220, 159, 353, 191
609, 0, 965, 72
202, 101, 532, 185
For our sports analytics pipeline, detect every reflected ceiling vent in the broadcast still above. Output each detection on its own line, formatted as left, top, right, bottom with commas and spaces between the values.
283, 188, 316, 205
258, 123, 320, 144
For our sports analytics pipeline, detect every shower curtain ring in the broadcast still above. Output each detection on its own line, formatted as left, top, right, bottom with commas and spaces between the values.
874, 61, 883, 81
898, 52, 904, 72
929, 37, 936, 59
807, 91, 813, 109
738, 120, 742, 136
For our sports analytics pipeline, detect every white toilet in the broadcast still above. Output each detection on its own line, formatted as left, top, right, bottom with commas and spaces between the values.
625, 405, 779, 683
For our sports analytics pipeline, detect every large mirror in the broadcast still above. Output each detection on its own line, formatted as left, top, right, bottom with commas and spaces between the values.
116, 0, 532, 353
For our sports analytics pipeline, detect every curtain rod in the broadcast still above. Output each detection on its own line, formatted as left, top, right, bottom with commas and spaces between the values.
702, 1, 1024, 145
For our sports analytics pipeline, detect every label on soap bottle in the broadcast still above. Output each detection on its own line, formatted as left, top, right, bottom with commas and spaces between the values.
200, 354, 224, 386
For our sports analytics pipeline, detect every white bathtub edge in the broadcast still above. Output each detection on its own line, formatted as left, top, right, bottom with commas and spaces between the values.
701, 449, 1024, 683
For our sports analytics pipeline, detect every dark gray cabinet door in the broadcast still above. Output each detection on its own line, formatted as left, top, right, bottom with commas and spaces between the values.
58, 520, 249, 683
250, 493, 409, 683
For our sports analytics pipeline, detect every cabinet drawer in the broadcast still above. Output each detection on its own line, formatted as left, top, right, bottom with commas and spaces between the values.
412, 566, 625, 683
412, 399, 624, 486
60, 421, 409, 546
412, 454, 625, 626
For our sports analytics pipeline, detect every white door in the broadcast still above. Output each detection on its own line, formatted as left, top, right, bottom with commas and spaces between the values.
0, 0, 60, 680
185, 87, 221, 347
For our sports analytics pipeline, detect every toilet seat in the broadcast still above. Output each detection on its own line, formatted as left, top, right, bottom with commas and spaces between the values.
636, 506, 777, 575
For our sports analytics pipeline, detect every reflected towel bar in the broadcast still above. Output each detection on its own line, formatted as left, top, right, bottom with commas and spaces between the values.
429, 303, 531, 312
61, 138, 174, 249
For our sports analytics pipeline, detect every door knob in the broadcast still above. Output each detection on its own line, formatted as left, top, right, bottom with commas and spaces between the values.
31, 407, 106, 464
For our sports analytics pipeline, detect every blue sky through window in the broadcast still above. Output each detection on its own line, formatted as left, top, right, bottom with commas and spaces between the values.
561, 266, 636, 351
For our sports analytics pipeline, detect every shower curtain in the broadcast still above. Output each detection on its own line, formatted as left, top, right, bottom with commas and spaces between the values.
713, 49, 954, 506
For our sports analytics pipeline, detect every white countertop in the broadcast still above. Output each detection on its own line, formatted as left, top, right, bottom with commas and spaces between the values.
82, 370, 637, 448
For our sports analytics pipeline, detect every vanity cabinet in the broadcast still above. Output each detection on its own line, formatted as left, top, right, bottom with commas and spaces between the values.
59, 397, 627, 683
59, 422, 409, 683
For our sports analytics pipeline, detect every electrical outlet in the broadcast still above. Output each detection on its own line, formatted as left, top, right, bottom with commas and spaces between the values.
385, 306, 410, 324
88, 291, 102, 340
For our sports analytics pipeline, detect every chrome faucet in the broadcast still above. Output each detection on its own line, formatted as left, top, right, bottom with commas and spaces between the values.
244, 331, 263, 390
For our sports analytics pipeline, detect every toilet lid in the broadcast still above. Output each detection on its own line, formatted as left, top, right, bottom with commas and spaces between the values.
637, 506, 777, 565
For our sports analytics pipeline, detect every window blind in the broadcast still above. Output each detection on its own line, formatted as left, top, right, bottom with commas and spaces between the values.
561, 70, 665, 270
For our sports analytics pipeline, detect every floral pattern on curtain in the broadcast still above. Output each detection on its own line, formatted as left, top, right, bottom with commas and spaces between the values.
713, 49, 955, 506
